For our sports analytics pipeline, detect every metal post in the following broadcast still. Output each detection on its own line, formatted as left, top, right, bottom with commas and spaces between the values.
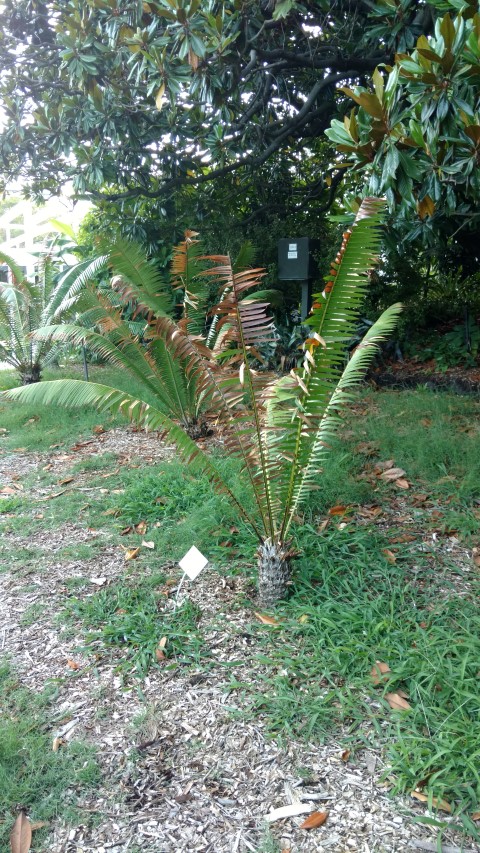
301, 280, 313, 321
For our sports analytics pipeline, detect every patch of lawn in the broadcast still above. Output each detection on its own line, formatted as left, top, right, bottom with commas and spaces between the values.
0, 364, 141, 451
353, 389, 480, 501
250, 523, 480, 838
65, 570, 206, 676
0, 661, 100, 849
111, 456, 258, 565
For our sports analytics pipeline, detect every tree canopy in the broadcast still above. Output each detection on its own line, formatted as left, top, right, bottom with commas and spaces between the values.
0, 0, 449, 209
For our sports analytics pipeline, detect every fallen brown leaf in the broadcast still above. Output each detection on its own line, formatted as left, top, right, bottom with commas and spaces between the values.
472, 811, 480, 821
120, 526, 133, 535
382, 549, 397, 564
135, 520, 147, 535
381, 467, 407, 481
370, 661, 391, 685
395, 478, 410, 489
411, 790, 452, 813
328, 504, 349, 516
156, 636, 167, 660
123, 547, 140, 561
341, 749, 351, 762
93, 425, 105, 434
142, 540, 155, 549
386, 692, 411, 711
1, 486, 17, 496
66, 659, 79, 670
58, 477, 74, 486
29, 821, 48, 831
52, 736, 64, 752
254, 612, 279, 626
10, 811, 32, 853
300, 810, 329, 829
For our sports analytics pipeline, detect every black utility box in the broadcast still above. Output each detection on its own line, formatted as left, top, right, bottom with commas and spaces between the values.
278, 237, 312, 281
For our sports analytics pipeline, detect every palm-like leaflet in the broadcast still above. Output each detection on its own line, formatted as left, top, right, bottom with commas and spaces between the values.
0, 249, 103, 384
3, 199, 401, 604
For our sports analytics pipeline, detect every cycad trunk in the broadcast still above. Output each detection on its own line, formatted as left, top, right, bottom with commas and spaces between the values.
19, 363, 41, 384
257, 538, 291, 607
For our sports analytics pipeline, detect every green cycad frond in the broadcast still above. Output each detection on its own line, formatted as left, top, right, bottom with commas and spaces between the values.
262, 197, 389, 537
2, 379, 261, 536
171, 231, 210, 337
283, 302, 402, 535
108, 239, 171, 318
45, 255, 109, 320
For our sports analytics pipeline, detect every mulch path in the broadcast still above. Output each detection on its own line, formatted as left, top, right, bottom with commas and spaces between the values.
0, 428, 478, 853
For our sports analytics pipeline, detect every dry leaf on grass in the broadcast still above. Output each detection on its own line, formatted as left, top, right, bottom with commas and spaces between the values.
10, 811, 32, 853
370, 661, 391, 685
300, 810, 329, 829
122, 547, 140, 561
328, 504, 349, 516
142, 540, 155, 549
382, 549, 397, 564
411, 791, 452, 813
1, 486, 18, 496
93, 425, 105, 434
380, 467, 406, 481
386, 692, 411, 711
341, 749, 351, 762
472, 811, 480, 821
66, 659, 79, 670
52, 737, 64, 751
135, 520, 147, 534
395, 478, 410, 489
156, 636, 167, 661
254, 612, 280, 626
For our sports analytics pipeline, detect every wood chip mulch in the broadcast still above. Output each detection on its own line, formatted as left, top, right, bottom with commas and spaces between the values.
0, 428, 478, 853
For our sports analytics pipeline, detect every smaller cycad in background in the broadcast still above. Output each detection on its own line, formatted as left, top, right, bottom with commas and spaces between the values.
0, 249, 101, 384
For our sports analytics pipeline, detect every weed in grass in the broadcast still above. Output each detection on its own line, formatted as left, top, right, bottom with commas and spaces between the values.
250, 523, 480, 833
0, 496, 25, 514
0, 661, 100, 849
65, 571, 206, 676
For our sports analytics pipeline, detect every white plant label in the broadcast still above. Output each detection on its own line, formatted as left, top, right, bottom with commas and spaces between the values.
179, 546, 208, 580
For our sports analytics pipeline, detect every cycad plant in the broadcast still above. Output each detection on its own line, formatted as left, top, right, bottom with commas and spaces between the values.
0, 249, 101, 384
3, 199, 401, 605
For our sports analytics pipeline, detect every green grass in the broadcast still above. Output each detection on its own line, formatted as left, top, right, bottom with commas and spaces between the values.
248, 522, 480, 838
111, 456, 258, 565
354, 389, 480, 501
2, 371, 480, 840
0, 364, 140, 451
65, 570, 206, 676
0, 661, 100, 849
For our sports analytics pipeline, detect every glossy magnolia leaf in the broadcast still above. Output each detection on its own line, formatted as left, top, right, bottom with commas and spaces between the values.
10, 811, 32, 853
300, 810, 329, 829
155, 83, 166, 110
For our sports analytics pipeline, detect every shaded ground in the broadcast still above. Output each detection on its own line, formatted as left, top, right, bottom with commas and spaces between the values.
1, 425, 479, 853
